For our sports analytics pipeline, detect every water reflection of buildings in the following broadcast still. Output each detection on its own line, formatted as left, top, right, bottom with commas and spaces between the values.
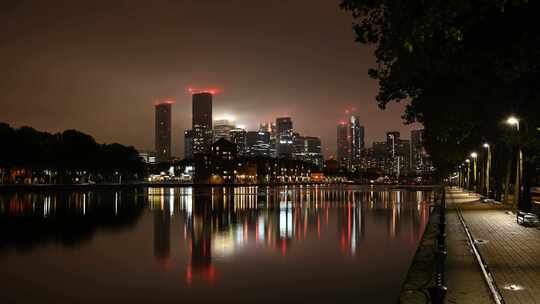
145, 186, 431, 285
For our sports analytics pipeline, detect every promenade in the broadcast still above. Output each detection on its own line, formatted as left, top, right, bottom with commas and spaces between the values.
446, 187, 540, 304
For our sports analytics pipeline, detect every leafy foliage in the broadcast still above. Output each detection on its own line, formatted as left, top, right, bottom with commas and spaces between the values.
341, 0, 540, 174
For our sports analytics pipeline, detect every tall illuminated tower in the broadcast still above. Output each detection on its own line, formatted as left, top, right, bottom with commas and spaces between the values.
336, 115, 365, 167
155, 100, 173, 162
336, 122, 349, 162
350, 115, 365, 163
192, 92, 213, 155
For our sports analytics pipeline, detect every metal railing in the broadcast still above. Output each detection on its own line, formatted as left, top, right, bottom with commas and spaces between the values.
400, 186, 446, 303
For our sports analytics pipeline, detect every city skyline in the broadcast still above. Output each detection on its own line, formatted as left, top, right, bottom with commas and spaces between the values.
158, 90, 419, 159
0, 1, 418, 158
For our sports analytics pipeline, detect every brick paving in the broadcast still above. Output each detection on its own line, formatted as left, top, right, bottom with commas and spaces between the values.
447, 188, 540, 304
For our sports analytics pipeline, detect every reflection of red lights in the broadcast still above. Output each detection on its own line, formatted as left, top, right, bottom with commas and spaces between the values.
317, 216, 321, 239
186, 265, 218, 285
187, 87, 221, 95
186, 265, 192, 285
157, 257, 173, 271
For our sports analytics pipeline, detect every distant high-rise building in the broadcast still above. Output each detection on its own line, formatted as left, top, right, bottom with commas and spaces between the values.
259, 122, 277, 157
246, 130, 271, 157
336, 122, 349, 162
349, 115, 365, 163
371, 141, 388, 169
230, 127, 247, 155
293, 136, 323, 168
276, 117, 294, 158
213, 119, 235, 142
410, 129, 423, 170
259, 122, 272, 133
386, 131, 401, 152
192, 92, 213, 155
276, 117, 293, 135
410, 129, 433, 174
385, 131, 411, 176
155, 100, 173, 162
184, 129, 194, 159
336, 116, 365, 168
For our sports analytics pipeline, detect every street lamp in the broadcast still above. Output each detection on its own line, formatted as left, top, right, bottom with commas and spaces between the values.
483, 143, 491, 197
507, 116, 520, 130
470, 152, 478, 192
506, 115, 522, 209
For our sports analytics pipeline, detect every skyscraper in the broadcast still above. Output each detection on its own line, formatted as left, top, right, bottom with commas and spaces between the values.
410, 129, 433, 173
276, 117, 294, 157
410, 129, 423, 170
213, 119, 235, 142
349, 115, 365, 163
385, 131, 411, 176
336, 122, 349, 162
276, 117, 293, 134
260, 122, 277, 157
184, 129, 194, 159
336, 116, 365, 168
155, 100, 173, 162
293, 136, 323, 168
246, 130, 271, 157
230, 127, 247, 155
192, 92, 213, 155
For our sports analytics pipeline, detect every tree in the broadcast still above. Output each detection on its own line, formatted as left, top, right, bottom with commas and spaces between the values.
341, 0, 540, 206
0, 123, 144, 184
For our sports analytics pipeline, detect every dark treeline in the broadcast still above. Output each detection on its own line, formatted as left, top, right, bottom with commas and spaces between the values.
0, 122, 143, 184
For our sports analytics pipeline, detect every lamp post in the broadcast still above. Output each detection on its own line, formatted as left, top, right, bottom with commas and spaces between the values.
483, 143, 491, 197
470, 152, 478, 192
465, 159, 471, 190
458, 165, 462, 188
506, 116, 521, 210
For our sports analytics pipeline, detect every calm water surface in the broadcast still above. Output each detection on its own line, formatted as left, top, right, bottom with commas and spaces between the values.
0, 185, 432, 303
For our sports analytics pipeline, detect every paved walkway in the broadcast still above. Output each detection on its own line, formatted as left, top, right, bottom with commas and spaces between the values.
445, 209, 493, 303
447, 187, 540, 304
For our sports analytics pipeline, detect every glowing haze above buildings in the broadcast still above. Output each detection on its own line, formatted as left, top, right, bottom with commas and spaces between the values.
0, 1, 418, 158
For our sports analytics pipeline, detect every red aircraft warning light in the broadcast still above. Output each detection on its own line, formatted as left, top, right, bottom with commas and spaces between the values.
153, 98, 175, 106
187, 87, 221, 95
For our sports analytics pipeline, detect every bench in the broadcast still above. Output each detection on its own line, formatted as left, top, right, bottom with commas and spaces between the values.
517, 208, 540, 226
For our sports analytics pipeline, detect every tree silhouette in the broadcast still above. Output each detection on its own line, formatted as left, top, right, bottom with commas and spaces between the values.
0, 122, 143, 183
341, 1, 540, 199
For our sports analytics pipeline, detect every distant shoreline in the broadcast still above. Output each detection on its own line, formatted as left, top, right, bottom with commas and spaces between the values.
0, 182, 438, 192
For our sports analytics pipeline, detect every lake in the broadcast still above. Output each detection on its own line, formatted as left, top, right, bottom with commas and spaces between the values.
0, 185, 432, 303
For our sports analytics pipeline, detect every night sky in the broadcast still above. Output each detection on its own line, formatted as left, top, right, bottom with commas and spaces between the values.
0, 0, 417, 158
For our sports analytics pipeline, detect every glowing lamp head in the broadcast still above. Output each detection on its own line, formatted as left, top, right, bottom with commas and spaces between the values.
506, 116, 519, 126
470, 152, 478, 158
465, 159, 470, 163
483, 143, 490, 148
